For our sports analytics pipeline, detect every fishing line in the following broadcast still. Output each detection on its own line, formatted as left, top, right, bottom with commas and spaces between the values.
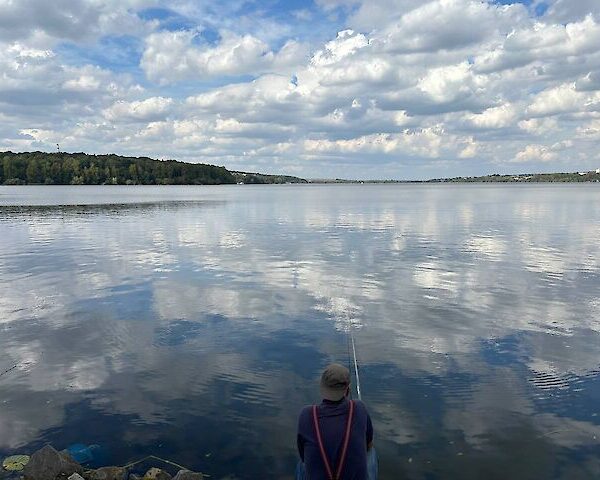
121, 455, 190, 471
120, 455, 211, 478
0, 364, 19, 379
0, 360, 36, 380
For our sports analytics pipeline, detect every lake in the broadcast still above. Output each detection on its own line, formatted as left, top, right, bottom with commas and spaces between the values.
1, 184, 599, 479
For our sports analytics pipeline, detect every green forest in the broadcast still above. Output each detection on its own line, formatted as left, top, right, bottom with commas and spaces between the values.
0, 151, 236, 185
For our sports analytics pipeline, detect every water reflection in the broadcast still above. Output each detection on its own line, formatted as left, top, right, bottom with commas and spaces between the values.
1, 184, 599, 479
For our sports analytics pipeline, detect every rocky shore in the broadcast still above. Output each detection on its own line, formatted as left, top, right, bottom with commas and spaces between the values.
2, 446, 204, 480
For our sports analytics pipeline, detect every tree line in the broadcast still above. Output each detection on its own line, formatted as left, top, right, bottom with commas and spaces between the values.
428, 172, 600, 183
0, 152, 236, 185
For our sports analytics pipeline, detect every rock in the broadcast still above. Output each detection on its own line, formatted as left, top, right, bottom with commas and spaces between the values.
23, 445, 83, 480
86, 467, 126, 480
68, 474, 85, 480
142, 468, 171, 480
172, 471, 203, 480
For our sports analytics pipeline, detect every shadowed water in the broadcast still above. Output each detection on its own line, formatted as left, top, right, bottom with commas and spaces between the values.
1, 184, 599, 479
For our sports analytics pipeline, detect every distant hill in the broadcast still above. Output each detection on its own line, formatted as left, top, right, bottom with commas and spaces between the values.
231, 171, 307, 184
0, 151, 306, 185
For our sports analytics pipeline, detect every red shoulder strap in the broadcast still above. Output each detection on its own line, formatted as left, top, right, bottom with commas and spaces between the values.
312, 405, 334, 480
336, 400, 354, 479
312, 400, 355, 480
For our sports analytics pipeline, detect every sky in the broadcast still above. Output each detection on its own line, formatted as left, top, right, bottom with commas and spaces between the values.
1, 0, 600, 179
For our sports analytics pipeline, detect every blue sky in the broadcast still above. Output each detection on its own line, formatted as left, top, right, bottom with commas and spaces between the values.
1, 0, 600, 179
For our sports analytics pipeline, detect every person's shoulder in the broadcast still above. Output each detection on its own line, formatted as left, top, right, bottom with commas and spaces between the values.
298, 404, 316, 429
351, 399, 370, 416
299, 404, 315, 419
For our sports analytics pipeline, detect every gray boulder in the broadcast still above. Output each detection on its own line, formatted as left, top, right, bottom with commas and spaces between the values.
23, 445, 83, 480
172, 470, 203, 480
86, 467, 127, 480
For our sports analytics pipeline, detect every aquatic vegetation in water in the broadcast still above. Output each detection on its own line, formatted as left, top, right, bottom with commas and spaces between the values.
2, 455, 30, 472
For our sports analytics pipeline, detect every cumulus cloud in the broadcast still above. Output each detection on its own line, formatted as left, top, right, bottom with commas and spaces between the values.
141, 30, 308, 83
379, 0, 524, 54
304, 127, 449, 158
527, 83, 600, 117
2, 0, 600, 177
0, 40, 138, 130
544, 0, 600, 23
518, 117, 559, 136
418, 62, 486, 104
513, 144, 559, 163
473, 14, 600, 75
468, 103, 518, 129
577, 119, 600, 139
311, 30, 370, 66
0, 0, 149, 43
103, 97, 174, 122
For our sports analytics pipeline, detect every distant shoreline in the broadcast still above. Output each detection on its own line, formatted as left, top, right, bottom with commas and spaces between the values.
0, 151, 307, 186
309, 175, 600, 184
308, 171, 600, 183
2, 151, 599, 185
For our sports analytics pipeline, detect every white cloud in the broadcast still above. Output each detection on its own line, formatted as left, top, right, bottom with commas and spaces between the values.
2, 0, 600, 177
577, 119, 600, 139
0, 43, 137, 115
518, 117, 559, 136
527, 83, 588, 117
141, 30, 308, 84
473, 15, 600, 74
380, 0, 524, 54
63, 75, 103, 92
468, 103, 518, 129
311, 30, 369, 66
544, 0, 600, 23
513, 144, 559, 163
103, 97, 174, 122
0, 0, 150, 43
418, 62, 485, 104
458, 138, 479, 158
303, 127, 452, 158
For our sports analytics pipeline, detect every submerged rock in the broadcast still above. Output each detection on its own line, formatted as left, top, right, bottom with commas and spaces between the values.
172, 470, 203, 480
23, 445, 82, 480
142, 468, 171, 480
85, 467, 126, 480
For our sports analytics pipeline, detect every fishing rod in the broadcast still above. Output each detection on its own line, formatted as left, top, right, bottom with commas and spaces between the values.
350, 328, 362, 401
344, 320, 362, 401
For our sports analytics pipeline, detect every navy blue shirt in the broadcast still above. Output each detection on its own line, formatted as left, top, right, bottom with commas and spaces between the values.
297, 398, 373, 480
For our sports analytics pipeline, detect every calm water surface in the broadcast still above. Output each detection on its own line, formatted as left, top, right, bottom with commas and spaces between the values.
1, 185, 599, 479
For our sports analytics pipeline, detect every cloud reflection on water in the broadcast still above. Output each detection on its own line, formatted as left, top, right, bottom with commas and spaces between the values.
0, 185, 599, 479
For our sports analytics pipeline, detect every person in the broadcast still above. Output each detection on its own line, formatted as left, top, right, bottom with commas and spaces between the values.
296, 363, 378, 480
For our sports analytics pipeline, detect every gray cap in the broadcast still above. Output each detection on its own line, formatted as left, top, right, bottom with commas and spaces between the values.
320, 363, 351, 401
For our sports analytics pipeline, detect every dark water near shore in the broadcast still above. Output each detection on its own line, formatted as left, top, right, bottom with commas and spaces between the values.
1, 184, 600, 479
